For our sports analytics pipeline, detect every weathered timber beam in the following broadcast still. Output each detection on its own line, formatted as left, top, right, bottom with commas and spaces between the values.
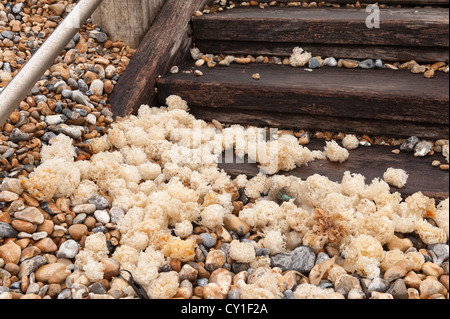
108, 0, 211, 118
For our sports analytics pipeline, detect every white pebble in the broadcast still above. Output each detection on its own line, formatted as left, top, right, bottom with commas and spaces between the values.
94, 210, 110, 224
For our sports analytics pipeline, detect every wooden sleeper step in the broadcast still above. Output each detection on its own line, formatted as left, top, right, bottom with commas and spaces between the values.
156, 62, 449, 139
218, 138, 449, 201
193, 7, 449, 62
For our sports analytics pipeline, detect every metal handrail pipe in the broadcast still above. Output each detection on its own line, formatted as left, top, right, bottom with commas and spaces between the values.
0, 0, 104, 127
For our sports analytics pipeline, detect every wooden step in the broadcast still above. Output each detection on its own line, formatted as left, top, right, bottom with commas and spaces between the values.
244, 0, 449, 5
193, 7, 449, 62
219, 138, 449, 201
156, 62, 449, 139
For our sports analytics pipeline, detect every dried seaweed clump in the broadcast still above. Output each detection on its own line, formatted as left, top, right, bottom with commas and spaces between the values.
302, 208, 351, 250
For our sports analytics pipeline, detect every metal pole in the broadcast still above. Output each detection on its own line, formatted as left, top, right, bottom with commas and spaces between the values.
0, 0, 104, 127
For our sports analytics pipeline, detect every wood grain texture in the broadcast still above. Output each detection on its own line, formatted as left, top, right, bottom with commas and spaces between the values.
218, 138, 449, 201
186, 105, 449, 139
157, 62, 449, 126
108, 0, 211, 118
193, 7, 449, 48
92, 0, 166, 49
195, 40, 449, 63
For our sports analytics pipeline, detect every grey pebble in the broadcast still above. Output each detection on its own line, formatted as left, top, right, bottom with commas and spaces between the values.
59, 125, 82, 139
94, 210, 110, 224
387, 279, 408, 299
255, 247, 270, 256
61, 89, 73, 99
88, 195, 111, 210
283, 289, 295, 299
308, 58, 321, 69
197, 278, 209, 288
318, 280, 334, 289
400, 136, 419, 152
231, 262, 249, 273
2, 148, 15, 159
200, 233, 216, 248
57, 288, 72, 299
89, 30, 108, 43
32, 231, 48, 241
428, 243, 449, 266
359, 59, 375, 69
0, 221, 18, 238
1, 30, 14, 40
315, 252, 330, 265
367, 277, 390, 294
89, 282, 107, 295
109, 207, 124, 224
9, 128, 30, 142
93, 225, 106, 233
228, 288, 241, 299
71, 90, 89, 105
414, 140, 432, 157
77, 79, 89, 93
34, 95, 47, 104
45, 114, 65, 125
57, 239, 79, 259
17, 255, 47, 278
324, 57, 337, 67
375, 59, 383, 68
270, 246, 315, 274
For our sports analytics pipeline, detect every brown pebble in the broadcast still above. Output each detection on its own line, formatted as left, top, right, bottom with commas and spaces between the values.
342, 59, 359, 69
11, 219, 35, 233
209, 268, 233, 296
423, 69, 435, 79
419, 277, 448, 299
404, 271, 422, 290
179, 263, 198, 282
9, 111, 21, 124
0, 211, 12, 224
4, 263, 20, 276
35, 263, 69, 284
223, 214, 250, 237
37, 220, 54, 236
193, 286, 204, 298
384, 260, 413, 282
387, 235, 413, 252
174, 287, 192, 299
440, 275, 449, 291
407, 288, 420, 299
20, 246, 41, 262
431, 62, 446, 70
205, 250, 226, 272
34, 237, 58, 253
170, 258, 181, 272
203, 282, 224, 299
422, 262, 444, 278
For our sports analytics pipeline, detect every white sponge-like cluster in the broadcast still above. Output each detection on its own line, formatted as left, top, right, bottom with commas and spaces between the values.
289, 47, 312, 67
11, 94, 448, 299
324, 140, 350, 163
342, 134, 359, 150
383, 167, 409, 188
229, 240, 257, 263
